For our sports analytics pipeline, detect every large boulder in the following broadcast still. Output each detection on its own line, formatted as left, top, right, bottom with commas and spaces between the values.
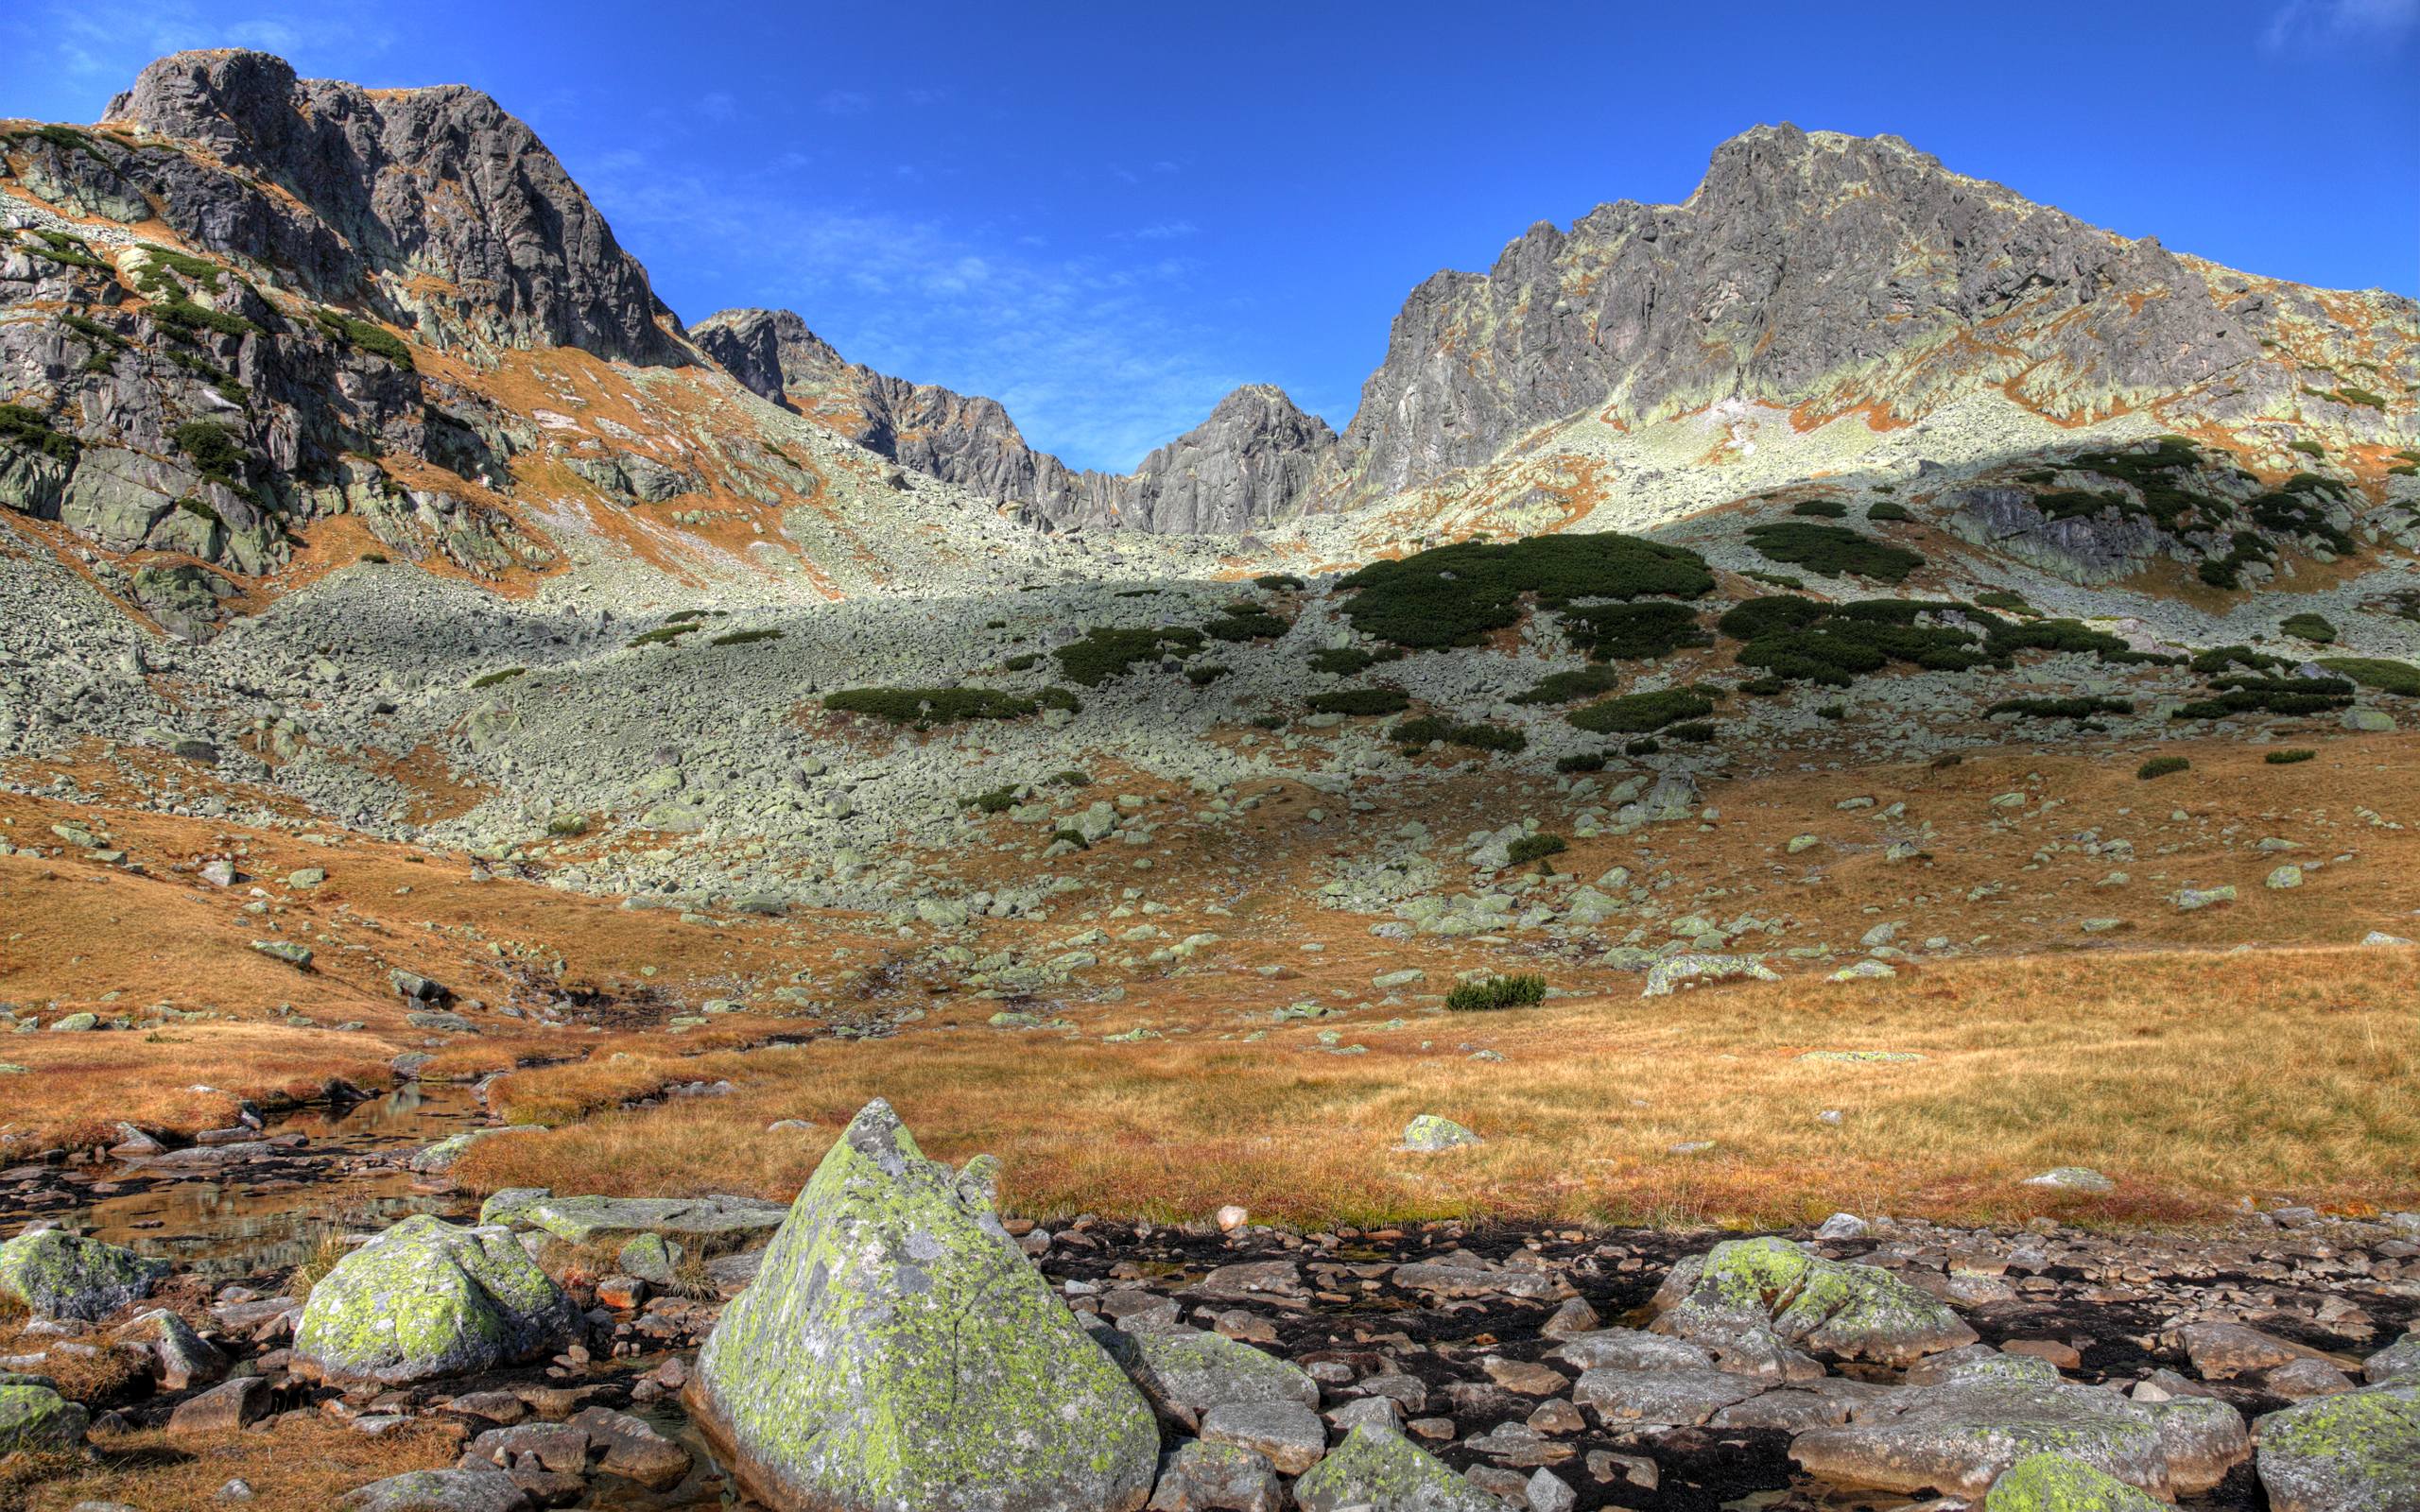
292, 1214, 583, 1385
1102, 1325, 1322, 1430
1984, 1452, 2165, 1512
0, 1228, 168, 1319
337, 1465, 534, 1512
2256, 1384, 2420, 1512
1291, 1424, 1501, 1512
0, 1375, 89, 1453
685, 1098, 1160, 1512
1790, 1354, 2247, 1498
1651, 1235, 1977, 1372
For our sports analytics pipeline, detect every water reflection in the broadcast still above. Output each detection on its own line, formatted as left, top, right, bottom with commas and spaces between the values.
57, 1084, 488, 1280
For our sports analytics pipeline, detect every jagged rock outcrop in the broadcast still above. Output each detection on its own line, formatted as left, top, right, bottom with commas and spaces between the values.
695, 308, 1333, 532
1317, 123, 2417, 505
98, 49, 684, 365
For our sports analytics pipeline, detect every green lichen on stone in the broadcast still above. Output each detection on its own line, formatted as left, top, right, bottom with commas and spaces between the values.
292, 1214, 581, 1385
688, 1098, 1159, 1512
1986, 1452, 2166, 1512
1292, 1423, 1500, 1512
1103, 1325, 1321, 1429
0, 1379, 88, 1452
2256, 1385, 2420, 1512
0, 1228, 168, 1320
1675, 1235, 1979, 1366
1398, 1114, 1482, 1152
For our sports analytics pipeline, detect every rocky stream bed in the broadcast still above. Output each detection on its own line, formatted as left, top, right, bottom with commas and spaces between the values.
2, 1097, 2416, 1512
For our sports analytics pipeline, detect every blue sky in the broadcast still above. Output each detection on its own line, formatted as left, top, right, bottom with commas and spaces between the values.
4, 2, 2414, 472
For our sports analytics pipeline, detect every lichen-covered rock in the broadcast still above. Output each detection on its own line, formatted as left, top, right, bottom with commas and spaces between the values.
1290, 1423, 1501, 1512
292, 1214, 581, 1385
510, 1193, 786, 1246
2366, 1331, 2420, 1385
1146, 1437, 1282, 1512
686, 1098, 1159, 1512
0, 1228, 168, 1320
1398, 1115, 1481, 1152
1651, 1235, 1977, 1370
1103, 1325, 1321, 1430
0, 1377, 90, 1453
336, 1465, 534, 1512
2256, 1384, 2420, 1512
1984, 1452, 2166, 1512
1790, 1354, 2247, 1498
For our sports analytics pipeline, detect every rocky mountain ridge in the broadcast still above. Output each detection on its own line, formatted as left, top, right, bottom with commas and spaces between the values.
694, 307, 1335, 532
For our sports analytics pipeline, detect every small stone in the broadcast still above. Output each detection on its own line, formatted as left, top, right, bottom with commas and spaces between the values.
2023, 1167, 2116, 1194
1398, 1114, 1482, 1152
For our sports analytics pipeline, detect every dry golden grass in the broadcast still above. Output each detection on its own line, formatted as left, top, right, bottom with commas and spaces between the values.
462, 944, 2420, 1230
20, 1419, 458, 1512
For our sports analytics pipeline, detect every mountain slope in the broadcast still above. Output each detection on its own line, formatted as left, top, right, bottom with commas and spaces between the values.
1311, 125, 2415, 507
693, 307, 1335, 532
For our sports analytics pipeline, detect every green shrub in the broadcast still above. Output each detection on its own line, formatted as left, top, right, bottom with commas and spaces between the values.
25, 228, 111, 270
1186, 663, 1230, 686
1050, 828, 1090, 850
1002, 652, 1040, 671
2190, 644, 2289, 676
1307, 686, 1409, 716
2280, 612, 2337, 644
1445, 973, 1547, 1011
1790, 498, 1847, 518
1047, 770, 1092, 788
1053, 625, 1205, 685
1865, 500, 1912, 523
1664, 720, 1717, 742
965, 785, 1019, 814
628, 623, 704, 646
1308, 645, 1402, 675
1738, 676, 1787, 696
2287, 438, 2325, 457
1815, 704, 1845, 720
1505, 834, 1566, 866
61, 312, 130, 352
2265, 748, 2317, 765
1561, 601, 1710, 661
1972, 590, 2032, 613
1392, 716, 1526, 753
1512, 665, 1622, 705
0, 403, 78, 464
710, 627, 782, 646
1623, 737, 1660, 755
1204, 610, 1288, 642
133, 244, 227, 293
1253, 573, 1305, 591
1718, 595, 1825, 641
1037, 686, 1083, 713
666, 609, 711, 622
1743, 570, 1805, 590
1744, 522, 1924, 583
170, 420, 245, 480
1554, 752, 1608, 774
2136, 756, 2190, 780
544, 814, 589, 836
2318, 658, 2420, 696
1250, 714, 1288, 730
1739, 604, 1992, 685
1568, 686, 1715, 734
825, 686, 1038, 724
312, 308, 414, 369
2173, 676, 2354, 719
1986, 696, 2130, 719
470, 666, 526, 689
152, 296, 259, 338
1334, 532, 1712, 648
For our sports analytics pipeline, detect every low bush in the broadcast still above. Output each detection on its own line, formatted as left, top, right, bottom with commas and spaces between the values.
1790, 498, 1847, 518
965, 785, 1019, 814
825, 687, 1037, 724
711, 627, 782, 646
2137, 756, 2191, 780
1505, 833, 1566, 866
1253, 573, 1305, 591
1663, 720, 1717, 742
1446, 973, 1547, 1011
1554, 752, 1608, 773
2280, 612, 2337, 644
1054, 626, 1205, 685
1334, 531, 1712, 648
1002, 652, 1039, 670
1187, 664, 1230, 686
1392, 716, 1527, 753
1986, 696, 2131, 719
1308, 645, 1403, 675
1624, 737, 1660, 755
170, 420, 245, 482
2173, 676, 2354, 719
628, 623, 703, 647
0, 403, 78, 464
469, 666, 527, 689
1744, 522, 1924, 583
2265, 748, 2317, 765
2287, 438, 2324, 457
1866, 500, 1912, 522
1560, 600, 1710, 661
1048, 770, 1092, 787
1307, 686, 1409, 716
2318, 657, 2420, 696
1568, 686, 1715, 734
1204, 610, 1288, 642
312, 307, 414, 369
1972, 590, 2032, 613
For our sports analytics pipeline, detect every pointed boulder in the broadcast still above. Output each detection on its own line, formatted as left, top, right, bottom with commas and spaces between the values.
687, 1098, 1159, 1512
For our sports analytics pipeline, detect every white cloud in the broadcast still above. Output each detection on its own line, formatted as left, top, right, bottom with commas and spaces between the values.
2263, 0, 2418, 50
579, 154, 1258, 472
12, 0, 393, 93
819, 90, 873, 116
697, 91, 736, 123
1130, 219, 1200, 241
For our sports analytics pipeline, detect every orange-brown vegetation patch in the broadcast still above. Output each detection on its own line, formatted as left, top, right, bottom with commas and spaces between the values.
458, 942, 2419, 1231
18, 1418, 460, 1512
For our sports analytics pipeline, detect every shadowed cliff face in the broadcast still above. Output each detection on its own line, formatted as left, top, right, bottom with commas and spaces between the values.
694, 307, 1337, 533
99, 49, 685, 366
